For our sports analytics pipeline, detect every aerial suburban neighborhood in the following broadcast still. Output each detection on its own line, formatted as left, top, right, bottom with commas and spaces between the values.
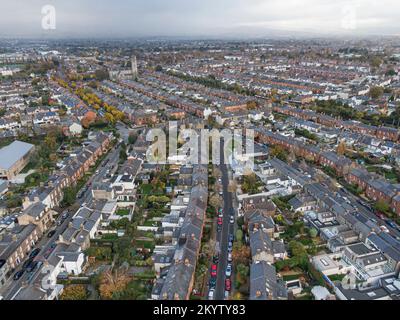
0, 1, 400, 308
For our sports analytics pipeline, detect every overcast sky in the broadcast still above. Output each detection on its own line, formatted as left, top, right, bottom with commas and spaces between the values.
0, 0, 399, 38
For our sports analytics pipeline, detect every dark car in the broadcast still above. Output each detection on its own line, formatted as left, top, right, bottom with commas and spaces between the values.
29, 248, 41, 259
229, 234, 234, 242
47, 230, 56, 238
22, 257, 34, 270
212, 255, 219, 264
61, 211, 69, 219
26, 260, 39, 273
386, 220, 398, 229
13, 270, 25, 281
209, 277, 216, 288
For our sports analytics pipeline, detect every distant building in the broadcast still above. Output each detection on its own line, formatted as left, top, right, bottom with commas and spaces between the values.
0, 141, 35, 180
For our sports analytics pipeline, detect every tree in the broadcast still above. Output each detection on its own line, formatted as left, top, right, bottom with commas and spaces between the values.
235, 229, 243, 242
128, 133, 138, 145
99, 270, 130, 300
209, 193, 221, 210
289, 240, 307, 257
370, 56, 382, 69
270, 145, 287, 162
81, 111, 97, 128
374, 199, 390, 213
369, 86, 384, 100
308, 228, 318, 238
44, 135, 57, 151
246, 101, 258, 110
95, 69, 109, 81
337, 140, 346, 155
241, 173, 259, 194
60, 285, 87, 300
62, 187, 76, 207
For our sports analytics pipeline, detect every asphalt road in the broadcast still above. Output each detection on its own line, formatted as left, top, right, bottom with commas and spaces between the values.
214, 141, 235, 300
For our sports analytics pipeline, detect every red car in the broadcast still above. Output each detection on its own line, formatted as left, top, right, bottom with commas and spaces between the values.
225, 279, 231, 291
217, 217, 223, 225
211, 264, 217, 277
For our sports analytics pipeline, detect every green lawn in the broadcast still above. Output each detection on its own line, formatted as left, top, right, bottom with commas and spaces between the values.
116, 208, 130, 216
139, 184, 152, 195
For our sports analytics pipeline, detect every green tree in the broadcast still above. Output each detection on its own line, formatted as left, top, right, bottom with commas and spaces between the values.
62, 187, 76, 207
369, 86, 384, 100
374, 199, 390, 213
235, 229, 243, 242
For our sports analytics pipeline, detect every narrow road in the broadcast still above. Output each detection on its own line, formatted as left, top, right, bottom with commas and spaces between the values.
215, 140, 235, 300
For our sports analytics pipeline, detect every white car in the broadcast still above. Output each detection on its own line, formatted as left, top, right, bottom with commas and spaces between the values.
224, 290, 229, 300
208, 289, 215, 300
230, 216, 234, 224
225, 264, 232, 277
228, 253, 232, 262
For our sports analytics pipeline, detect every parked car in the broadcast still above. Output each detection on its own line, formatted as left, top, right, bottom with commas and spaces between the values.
26, 260, 39, 273
212, 255, 219, 264
386, 220, 398, 229
224, 290, 229, 300
211, 264, 217, 277
61, 211, 69, 219
229, 216, 234, 224
209, 277, 216, 288
229, 234, 234, 242
217, 217, 223, 225
228, 253, 233, 262
56, 220, 62, 226
29, 248, 40, 259
13, 270, 24, 281
208, 289, 215, 300
225, 264, 232, 277
47, 230, 56, 238
225, 279, 231, 291
22, 257, 34, 270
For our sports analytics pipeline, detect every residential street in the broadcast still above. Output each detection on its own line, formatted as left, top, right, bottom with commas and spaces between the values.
215, 140, 235, 300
